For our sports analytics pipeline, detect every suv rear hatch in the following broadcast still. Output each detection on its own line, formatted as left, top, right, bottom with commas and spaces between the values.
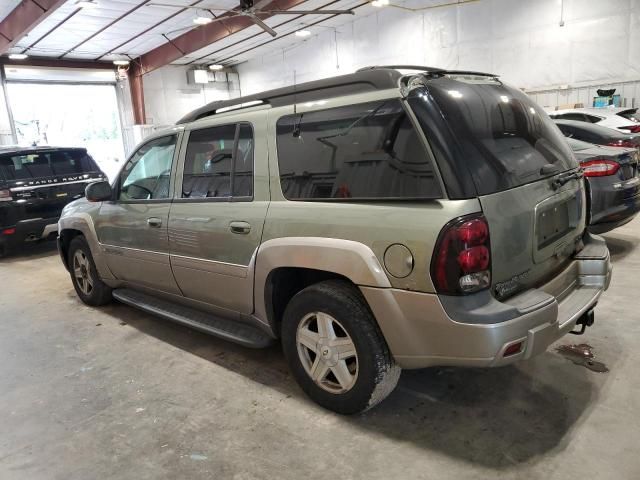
408, 75, 585, 299
0, 148, 105, 224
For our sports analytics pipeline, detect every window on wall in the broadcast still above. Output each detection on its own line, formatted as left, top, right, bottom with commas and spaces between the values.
118, 135, 176, 200
182, 123, 254, 199
275, 100, 442, 200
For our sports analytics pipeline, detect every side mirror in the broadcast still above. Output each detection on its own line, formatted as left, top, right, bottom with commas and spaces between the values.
85, 181, 112, 202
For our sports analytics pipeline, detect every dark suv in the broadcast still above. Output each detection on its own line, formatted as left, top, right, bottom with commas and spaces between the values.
0, 146, 105, 256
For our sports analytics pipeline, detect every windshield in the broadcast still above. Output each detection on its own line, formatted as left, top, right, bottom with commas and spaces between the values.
407, 77, 579, 196
0, 149, 100, 181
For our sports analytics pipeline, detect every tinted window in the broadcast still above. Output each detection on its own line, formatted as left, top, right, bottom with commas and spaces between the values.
408, 78, 578, 196
554, 121, 624, 143
182, 123, 253, 199
559, 113, 588, 122
618, 109, 640, 122
119, 135, 176, 200
584, 114, 603, 123
0, 149, 99, 180
276, 100, 441, 200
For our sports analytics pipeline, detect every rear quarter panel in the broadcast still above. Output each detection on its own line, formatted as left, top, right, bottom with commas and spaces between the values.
264, 100, 481, 293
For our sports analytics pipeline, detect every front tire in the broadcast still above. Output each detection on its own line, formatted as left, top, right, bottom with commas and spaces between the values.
68, 236, 112, 306
281, 280, 400, 414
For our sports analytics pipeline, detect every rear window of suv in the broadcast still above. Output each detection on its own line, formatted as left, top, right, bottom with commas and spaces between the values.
0, 149, 100, 180
408, 77, 579, 196
275, 99, 442, 200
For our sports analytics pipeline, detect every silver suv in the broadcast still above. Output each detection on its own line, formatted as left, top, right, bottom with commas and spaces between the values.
58, 66, 612, 414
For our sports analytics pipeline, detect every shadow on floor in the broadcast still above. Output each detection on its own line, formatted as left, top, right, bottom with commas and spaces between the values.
0, 240, 59, 264
93, 299, 597, 469
602, 233, 637, 262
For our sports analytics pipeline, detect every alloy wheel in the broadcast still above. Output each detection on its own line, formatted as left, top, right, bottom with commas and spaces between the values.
73, 250, 94, 296
296, 312, 359, 394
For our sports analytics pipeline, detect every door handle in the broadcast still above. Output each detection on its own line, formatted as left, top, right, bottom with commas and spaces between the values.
229, 221, 251, 234
147, 217, 162, 228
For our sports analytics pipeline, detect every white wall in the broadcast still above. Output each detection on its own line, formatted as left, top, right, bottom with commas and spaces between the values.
142, 65, 241, 127
238, 0, 640, 101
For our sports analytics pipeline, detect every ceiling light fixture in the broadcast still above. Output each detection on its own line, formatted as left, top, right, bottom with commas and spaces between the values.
75, 0, 98, 8
295, 29, 311, 37
208, 64, 224, 70
193, 15, 213, 25
113, 60, 130, 66
8, 53, 28, 60
371, 0, 389, 7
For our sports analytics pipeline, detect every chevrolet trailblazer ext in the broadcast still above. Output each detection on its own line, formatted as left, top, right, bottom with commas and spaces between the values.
58, 67, 611, 414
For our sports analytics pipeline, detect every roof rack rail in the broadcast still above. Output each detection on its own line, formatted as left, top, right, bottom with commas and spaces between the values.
358, 65, 499, 78
177, 68, 403, 124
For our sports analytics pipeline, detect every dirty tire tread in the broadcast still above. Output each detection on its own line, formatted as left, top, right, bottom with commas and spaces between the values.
68, 236, 112, 307
281, 279, 400, 415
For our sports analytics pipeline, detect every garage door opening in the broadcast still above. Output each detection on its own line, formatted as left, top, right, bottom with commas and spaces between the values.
4, 67, 126, 181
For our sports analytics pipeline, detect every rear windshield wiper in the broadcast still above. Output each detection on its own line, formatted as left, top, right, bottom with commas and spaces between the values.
552, 169, 584, 189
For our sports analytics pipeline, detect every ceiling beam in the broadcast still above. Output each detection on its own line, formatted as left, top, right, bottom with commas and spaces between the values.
131, 0, 309, 77
0, 0, 67, 55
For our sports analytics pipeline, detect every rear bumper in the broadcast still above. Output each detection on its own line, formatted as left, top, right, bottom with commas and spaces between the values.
361, 234, 611, 369
588, 177, 640, 233
0, 217, 59, 250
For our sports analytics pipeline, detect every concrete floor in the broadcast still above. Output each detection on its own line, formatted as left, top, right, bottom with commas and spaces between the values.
1, 220, 639, 480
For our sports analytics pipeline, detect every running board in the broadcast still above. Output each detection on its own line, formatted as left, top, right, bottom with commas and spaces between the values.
112, 288, 273, 349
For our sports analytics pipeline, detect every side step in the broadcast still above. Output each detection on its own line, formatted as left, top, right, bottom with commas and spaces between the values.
112, 288, 273, 349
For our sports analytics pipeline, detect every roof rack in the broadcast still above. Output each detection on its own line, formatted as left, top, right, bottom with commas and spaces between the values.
357, 65, 499, 78
177, 65, 499, 124
177, 68, 403, 124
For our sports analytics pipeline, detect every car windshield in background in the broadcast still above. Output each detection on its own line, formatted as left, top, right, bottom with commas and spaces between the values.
0, 149, 100, 180
408, 77, 578, 196
566, 137, 596, 151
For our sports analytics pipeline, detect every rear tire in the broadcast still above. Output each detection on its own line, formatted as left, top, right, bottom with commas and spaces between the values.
68, 236, 112, 306
281, 280, 400, 414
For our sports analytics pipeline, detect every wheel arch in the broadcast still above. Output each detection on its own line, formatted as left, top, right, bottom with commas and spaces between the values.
58, 213, 115, 280
254, 237, 392, 336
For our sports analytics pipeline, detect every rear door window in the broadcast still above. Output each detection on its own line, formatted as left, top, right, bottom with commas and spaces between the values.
0, 150, 99, 180
275, 100, 442, 200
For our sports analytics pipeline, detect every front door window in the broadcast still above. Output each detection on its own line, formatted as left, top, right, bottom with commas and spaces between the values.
119, 135, 177, 200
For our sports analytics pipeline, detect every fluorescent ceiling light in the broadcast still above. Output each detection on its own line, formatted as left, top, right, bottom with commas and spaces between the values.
193, 16, 213, 25
8, 53, 28, 60
295, 30, 311, 37
371, 0, 389, 7
113, 60, 130, 66
76, 0, 98, 8
208, 64, 223, 70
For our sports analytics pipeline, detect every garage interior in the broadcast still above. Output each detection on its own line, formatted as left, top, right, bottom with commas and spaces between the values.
1, 0, 639, 478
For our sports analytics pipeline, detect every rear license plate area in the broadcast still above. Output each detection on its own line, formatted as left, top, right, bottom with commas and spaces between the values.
537, 201, 571, 249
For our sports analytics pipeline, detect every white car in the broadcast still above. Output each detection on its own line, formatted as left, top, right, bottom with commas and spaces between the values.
547, 107, 640, 133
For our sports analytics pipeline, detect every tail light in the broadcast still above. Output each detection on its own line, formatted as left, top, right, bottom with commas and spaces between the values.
581, 159, 620, 177
431, 214, 491, 295
618, 125, 640, 133
2, 227, 15, 235
606, 140, 637, 148
0, 189, 12, 202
